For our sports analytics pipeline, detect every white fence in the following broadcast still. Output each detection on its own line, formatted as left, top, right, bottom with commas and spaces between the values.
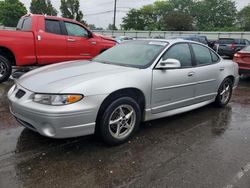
0, 26, 15, 30
93, 30, 250, 40
1, 26, 250, 40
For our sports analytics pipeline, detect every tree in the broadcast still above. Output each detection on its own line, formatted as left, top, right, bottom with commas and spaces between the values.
121, 0, 240, 31
238, 5, 250, 31
0, 0, 27, 27
165, 11, 193, 31
107, 23, 117, 30
193, 0, 237, 30
60, 0, 86, 24
121, 9, 145, 30
30, 0, 57, 16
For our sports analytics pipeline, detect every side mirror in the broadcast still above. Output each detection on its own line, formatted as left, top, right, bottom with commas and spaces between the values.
88, 32, 93, 38
156, 58, 181, 69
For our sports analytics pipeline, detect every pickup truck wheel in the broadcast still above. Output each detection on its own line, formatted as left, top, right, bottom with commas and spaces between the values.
0, 55, 12, 83
99, 97, 141, 145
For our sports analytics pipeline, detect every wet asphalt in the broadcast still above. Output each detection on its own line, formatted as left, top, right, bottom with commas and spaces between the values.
0, 79, 250, 188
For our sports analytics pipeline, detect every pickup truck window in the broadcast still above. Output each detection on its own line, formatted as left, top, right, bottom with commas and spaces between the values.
45, 19, 62, 35
65, 22, 88, 37
16, 17, 32, 31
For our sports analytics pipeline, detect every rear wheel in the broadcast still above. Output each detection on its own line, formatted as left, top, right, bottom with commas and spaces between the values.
99, 97, 141, 145
0, 55, 12, 83
214, 78, 233, 107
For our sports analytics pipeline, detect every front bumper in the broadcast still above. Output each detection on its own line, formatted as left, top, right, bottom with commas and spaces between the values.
8, 84, 107, 138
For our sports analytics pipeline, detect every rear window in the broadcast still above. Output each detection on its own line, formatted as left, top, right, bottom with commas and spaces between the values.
16, 17, 32, 31
218, 39, 234, 44
45, 19, 62, 35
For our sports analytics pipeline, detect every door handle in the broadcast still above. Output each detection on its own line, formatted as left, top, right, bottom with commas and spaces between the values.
67, 38, 76, 42
188, 72, 195, 77
37, 35, 42, 41
219, 67, 225, 71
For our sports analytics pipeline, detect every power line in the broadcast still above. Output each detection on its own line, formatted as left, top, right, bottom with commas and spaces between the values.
85, 10, 128, 16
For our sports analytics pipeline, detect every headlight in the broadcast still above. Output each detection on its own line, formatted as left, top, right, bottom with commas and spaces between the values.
33, 94, 83, 105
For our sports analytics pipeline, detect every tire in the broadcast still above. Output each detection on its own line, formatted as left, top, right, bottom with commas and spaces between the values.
0, 55, 12, 83
98, 97, 141, 145
214, 78, 233, 108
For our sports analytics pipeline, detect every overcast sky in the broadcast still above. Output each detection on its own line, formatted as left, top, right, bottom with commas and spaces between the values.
20, 0, 250, 29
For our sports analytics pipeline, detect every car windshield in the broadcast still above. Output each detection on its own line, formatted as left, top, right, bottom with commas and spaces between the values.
93, 40, 168, 68
243, 46, 250, 51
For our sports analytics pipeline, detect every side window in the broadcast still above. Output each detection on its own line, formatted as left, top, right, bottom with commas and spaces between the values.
210, 50, 220, 63
162, 43, 192, 67
16, 17, 32, 31
65, 22, 88, 37
22, 17, 32, 31
245, 40, 249, 45
240, 39, 245, 45
191, 44, 213, 65
45, 19, 62, 35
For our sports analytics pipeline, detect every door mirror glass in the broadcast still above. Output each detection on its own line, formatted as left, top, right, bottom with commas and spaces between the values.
156, 58, 181, 69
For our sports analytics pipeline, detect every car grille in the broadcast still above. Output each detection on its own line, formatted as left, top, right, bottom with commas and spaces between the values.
15, 89, 26, 99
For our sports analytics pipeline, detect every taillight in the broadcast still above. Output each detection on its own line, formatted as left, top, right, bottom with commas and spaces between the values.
234, 53, 241, 58
231, 43, 236, 49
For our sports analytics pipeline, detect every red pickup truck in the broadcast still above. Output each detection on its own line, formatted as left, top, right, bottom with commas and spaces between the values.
0, 14, 116, 83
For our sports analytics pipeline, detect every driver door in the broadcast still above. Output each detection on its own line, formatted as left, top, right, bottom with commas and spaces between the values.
151, 43, 196, 114
64, 22, 98, 60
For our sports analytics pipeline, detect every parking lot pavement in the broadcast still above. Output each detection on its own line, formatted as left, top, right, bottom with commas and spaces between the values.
0, 79, 250, 188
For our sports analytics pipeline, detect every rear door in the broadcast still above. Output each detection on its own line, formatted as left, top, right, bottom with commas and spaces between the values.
63, 21, 98, 60
190, 43, 221, 103
37, 19, 68, 64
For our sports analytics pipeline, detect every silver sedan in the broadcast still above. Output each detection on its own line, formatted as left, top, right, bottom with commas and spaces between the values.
8, 39, 239, 145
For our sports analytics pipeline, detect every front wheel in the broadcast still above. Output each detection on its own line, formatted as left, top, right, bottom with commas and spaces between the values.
99, 97, 141, 145
0, 55, 12, 83
214, 78, 233, 107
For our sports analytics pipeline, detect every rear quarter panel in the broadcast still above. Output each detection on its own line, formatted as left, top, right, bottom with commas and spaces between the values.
0, 30, 36, 66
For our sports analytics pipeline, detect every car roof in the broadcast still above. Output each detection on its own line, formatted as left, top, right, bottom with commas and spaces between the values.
133, 38, 206, 46
23, 14, 86, 26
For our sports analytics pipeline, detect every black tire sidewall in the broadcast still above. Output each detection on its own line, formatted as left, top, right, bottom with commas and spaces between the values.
0, 55, 12, 83
215, 78, 233, 107
99, 97, 141, 145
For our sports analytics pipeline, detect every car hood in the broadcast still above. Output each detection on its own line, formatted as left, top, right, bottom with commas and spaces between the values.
18, 60, 134, 93
94, 33, 116, 42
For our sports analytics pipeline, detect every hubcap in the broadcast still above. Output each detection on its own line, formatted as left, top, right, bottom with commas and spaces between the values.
0, 61, 7, 77
108, 105, 136, 139
220, 82, 231, 104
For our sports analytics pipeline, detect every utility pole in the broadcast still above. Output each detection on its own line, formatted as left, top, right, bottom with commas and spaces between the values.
113, 0, 117, 30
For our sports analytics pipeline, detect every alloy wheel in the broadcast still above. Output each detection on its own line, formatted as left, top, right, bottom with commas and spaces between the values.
108, 104, 136, 139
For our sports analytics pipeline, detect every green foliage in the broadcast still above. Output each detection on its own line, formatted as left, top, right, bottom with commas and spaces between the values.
0, 0, 27, 27
107, 24, 117, 30
88, 24, 103, 30
165, 11, 194, 31
121, 9, 145, 30
60, 0, 86, 24
238, 5, 250, 31
122, 0, 240, 31
30, 0, 57, 16
193, 0, 237, 30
